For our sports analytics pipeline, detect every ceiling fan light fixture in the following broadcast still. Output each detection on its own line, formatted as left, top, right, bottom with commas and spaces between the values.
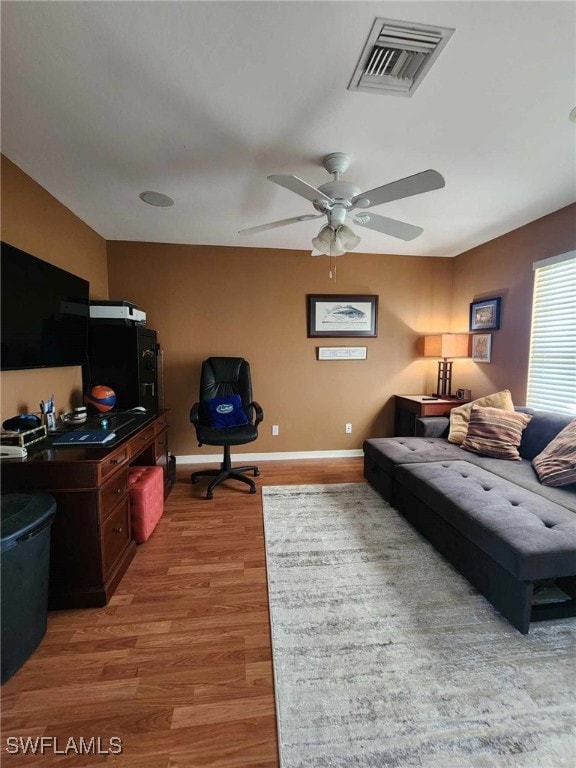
312, 223, 359, 256
330, 233, 347, 257
337, 225, 361, 251
312, 224, 334, 254
328, 205, 347, 227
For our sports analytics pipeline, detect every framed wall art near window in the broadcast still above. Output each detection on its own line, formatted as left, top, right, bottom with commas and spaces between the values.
471, 333, 492, 363
469, 297, 501, 331
307, 295, 378, 338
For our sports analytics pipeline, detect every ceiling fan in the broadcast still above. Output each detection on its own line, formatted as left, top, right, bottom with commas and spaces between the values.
239, 152, 445, 256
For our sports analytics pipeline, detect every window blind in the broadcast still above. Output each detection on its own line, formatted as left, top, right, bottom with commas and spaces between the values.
526, 252, 576, 416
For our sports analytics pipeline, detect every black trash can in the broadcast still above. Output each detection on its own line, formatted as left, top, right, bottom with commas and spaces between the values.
1, 493, 56, 684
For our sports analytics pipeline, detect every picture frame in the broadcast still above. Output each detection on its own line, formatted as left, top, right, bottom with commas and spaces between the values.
471, 333, 492, 363
469, 296, 501, 331
307, 295, 378, 338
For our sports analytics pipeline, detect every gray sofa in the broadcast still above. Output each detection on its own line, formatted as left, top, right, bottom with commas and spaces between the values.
363, 407, 576, 633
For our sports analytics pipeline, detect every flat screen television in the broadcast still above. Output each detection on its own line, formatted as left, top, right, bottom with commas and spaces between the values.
1, 241, 90, 370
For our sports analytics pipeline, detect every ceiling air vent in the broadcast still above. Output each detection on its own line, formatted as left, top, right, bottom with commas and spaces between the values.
348, 18, 454, 97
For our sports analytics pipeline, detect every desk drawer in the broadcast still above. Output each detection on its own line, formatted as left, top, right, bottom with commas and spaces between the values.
154, 413, 168, 434
99, 468, 129, 523
154, 430, 168, 462
129, 425, 155, 458
100, 445, 130, 481
101, 498, 130, 578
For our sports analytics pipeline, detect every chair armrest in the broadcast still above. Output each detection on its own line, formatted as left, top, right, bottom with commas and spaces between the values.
415, 416, 450, 438
249, 401, 264, 426
190, 402, 201, 425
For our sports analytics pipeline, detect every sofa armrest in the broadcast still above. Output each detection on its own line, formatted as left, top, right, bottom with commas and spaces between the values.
415, 416, 450, 438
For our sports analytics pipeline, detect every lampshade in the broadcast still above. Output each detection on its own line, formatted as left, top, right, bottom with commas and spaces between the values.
423, 333, 470, 359
422, 333, 470, 397
312, 224, 361, 257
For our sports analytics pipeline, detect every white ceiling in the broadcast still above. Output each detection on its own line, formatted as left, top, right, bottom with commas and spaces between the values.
1, 1, 575, 258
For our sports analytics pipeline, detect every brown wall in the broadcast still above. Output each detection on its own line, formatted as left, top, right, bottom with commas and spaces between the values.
450, 204, 576, 405
2, 150, 572, 453
0, 156, 108, 420
106, 242, 454, 455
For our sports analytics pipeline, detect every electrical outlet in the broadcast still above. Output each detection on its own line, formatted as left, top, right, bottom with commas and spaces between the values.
345, 423, 352, 434
272, 425, 279, 436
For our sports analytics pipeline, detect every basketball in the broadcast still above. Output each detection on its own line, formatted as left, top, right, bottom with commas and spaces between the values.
85, 385, 116, 413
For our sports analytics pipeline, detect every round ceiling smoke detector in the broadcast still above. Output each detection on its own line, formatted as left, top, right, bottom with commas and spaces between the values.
139, 191, 174, 207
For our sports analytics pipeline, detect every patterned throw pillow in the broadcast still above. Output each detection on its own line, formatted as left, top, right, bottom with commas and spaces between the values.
461, 405, 532, 460
448, 389, 515, 444
532, 419, 576, 487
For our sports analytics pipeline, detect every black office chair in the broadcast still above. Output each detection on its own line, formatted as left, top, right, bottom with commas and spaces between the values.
190, 357, 263, 499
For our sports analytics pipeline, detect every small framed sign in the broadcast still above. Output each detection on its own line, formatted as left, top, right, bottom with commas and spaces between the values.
317, 346, 367, 360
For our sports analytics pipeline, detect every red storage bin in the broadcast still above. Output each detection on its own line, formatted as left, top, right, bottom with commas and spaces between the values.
128, 466, 164, 543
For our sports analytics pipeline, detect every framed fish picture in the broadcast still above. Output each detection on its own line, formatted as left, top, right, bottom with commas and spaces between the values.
307, 295, 378, 337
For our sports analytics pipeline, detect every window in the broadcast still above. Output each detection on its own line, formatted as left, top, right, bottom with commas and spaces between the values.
527, 251, 576, 416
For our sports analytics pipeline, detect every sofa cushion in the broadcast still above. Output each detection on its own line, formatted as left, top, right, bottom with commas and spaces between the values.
363, 437, 469, 503
520, 410, 575, 460
532, 419, 576, 487
395, 460, 576, 581
456, 453, 576, 513
363, 437, 464, 474
448, 389, 514, 444
461, 405, 532, 460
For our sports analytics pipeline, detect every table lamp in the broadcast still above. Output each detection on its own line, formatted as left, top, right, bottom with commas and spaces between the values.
422, 334, 470, 397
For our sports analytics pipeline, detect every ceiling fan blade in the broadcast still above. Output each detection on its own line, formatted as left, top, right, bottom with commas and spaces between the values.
268, 174, 334, 205
238, 213, 322, 236
352, 169, 445, 209
352, 212, 424, 241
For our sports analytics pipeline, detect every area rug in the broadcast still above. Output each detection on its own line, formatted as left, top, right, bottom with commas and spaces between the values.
262, 483, 576, 768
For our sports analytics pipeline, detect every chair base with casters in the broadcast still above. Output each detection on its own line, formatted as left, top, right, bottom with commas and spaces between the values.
190, 445, 260, 500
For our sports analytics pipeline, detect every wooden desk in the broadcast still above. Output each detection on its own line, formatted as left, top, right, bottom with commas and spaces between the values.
394, 395, 470, 436
1, 411, 172, 609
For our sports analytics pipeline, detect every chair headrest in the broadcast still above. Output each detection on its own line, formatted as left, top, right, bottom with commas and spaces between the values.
205, 357, 247, 383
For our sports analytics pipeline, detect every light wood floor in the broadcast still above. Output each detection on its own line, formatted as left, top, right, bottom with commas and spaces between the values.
1, 457, 364, 767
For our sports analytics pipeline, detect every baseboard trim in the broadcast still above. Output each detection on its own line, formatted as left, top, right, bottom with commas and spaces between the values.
176, 449, 364, 464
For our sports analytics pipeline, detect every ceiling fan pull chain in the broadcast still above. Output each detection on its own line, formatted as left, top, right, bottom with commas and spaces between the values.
329, 255, 336, 282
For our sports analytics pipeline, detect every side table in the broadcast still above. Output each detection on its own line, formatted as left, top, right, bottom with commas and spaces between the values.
394, 395, 471, 436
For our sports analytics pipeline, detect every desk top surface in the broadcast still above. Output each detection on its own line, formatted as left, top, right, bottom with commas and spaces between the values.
1, 410, 166, 466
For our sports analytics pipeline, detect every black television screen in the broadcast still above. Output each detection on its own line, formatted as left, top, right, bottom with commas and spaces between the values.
1, 242, 90, 370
